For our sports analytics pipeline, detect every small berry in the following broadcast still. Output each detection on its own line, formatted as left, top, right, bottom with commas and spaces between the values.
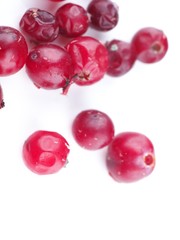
19, 8, 59, 43
131, 27, 168, 63
0, 85, 5, 109
72, 109, 115, 150
23, 130, 70, 175
66, 36, 108, 87
106, 39, 136, 77
25, 43, 74, 90
56, 3, 89, 38
87, 0, 119, 31
0, 26, 28, 76
106, 132, 155, 183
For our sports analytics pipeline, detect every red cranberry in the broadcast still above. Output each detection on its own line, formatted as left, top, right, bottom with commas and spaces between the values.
0, 26, 28, 76
25, 43, 74, 90
0, 85, 5, 109
131, 27, 168, 63
106, 39, 136, 77
66, 36, 108, 87
23, 130, 70, 175
55, 3, 89, 38
87, 0, 119, 31
72, 109, 115, 150
106, 132, 155, 183
19, 8, 59, 43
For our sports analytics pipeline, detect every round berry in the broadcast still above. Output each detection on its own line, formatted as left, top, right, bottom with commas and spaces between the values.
106, 132, 155, 183
0, 84, 5, 109
66, 36, 108, 87
23, 130, 70, 175
56, 3, 89, 38
72, 109, 115, 150
106, 39, 136, 77
19, 8, 59, 43
25, 43, 74, 90
131, 27, 168, 63
87, 0, 119, 31
0, 26, 28, 76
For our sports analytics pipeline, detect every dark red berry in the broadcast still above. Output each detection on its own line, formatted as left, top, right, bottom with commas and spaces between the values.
23, 130, 70, 175
66, 36, 108, 87
0, 85, 5, 109
106, 132, 155, 183
55, 3, 89, 38
19, 8, 59, 43
0, 26, 28, 76
106, 39, 136, 77
25, 43, 74, 90
72, 109, 115, 150
131, 27, 168, 63
87, 0, 119, 31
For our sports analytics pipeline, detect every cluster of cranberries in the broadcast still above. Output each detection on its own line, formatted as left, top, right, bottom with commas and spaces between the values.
0, 0, 168, 183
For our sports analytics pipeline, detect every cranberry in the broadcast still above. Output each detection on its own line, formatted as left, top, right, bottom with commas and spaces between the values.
105, 39, 136, 77
0, 26, 28, 76
25, 43, 74, 90
66, 36, 108, 87
0, 85, 5, 109
19, 8, 59, 43
72, 109, 114, 150
55, 3, 89, 38
131, 27, 168, 63
23, 130, 70, 175
106, 132, 155, 183
87, 0, 119, 31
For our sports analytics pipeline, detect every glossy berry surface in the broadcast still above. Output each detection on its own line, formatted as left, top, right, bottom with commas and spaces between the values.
106, 132, 155, 183
23, 130, 70, 175
19, 8, 59, 43
66, 36, 108, 86
0, 26, 28, 76
25, 43, 74, 90
0, 85, 5, 109
106, 39, 136, 77
87, 0, 119, 31
131, 27, 168, 63
72, 109, 115, 150
56, 3, 89, 38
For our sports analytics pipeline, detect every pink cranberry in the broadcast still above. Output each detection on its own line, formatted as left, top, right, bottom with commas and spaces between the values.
131, 27, 168, 63
0, 85, 5, 109
19, 8, 59, 43
55, 3, 89, 38
0, 26, 28, 76
25, 43, 74, 90
106, 39, 136, 77
66, 36, 108, 88
23, 130, 70, 175
106, 132, 155, 183
87, 0, 119, 31
72, 109, 115, 150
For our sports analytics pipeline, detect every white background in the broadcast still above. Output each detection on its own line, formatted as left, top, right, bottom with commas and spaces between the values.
0, 0, 180, 239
